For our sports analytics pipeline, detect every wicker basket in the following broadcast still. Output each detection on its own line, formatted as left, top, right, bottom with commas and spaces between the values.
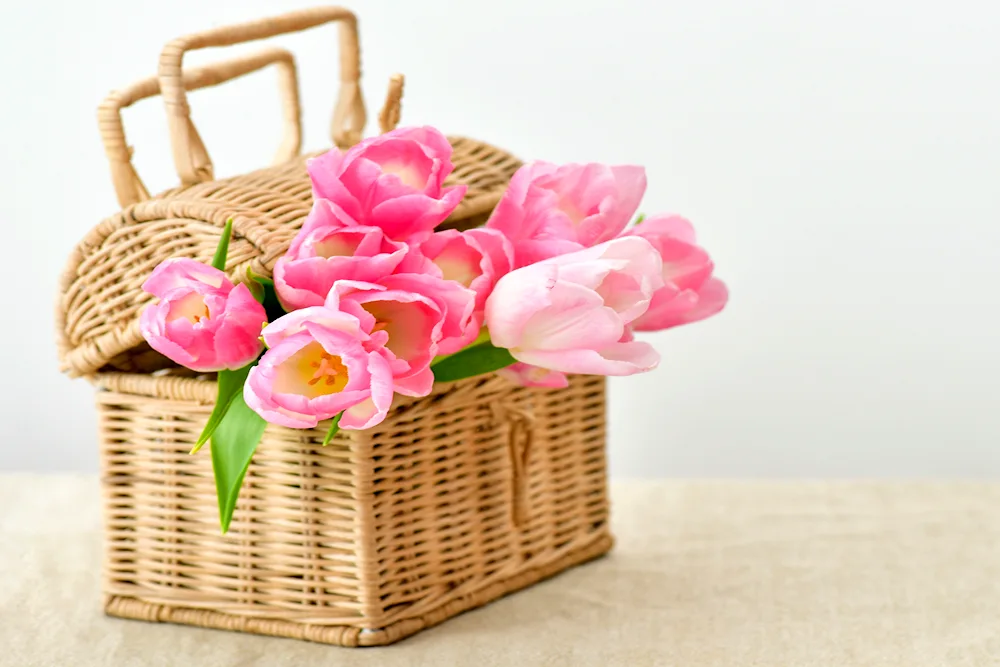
57, 6, 612, 647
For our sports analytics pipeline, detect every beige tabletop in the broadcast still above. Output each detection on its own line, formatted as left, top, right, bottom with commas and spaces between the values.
2, 475, 999, 666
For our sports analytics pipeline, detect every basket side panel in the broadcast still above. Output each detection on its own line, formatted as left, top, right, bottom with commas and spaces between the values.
360, 374, 610, 630
96, 378, 370, 627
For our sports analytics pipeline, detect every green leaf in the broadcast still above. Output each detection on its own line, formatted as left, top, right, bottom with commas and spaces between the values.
634, 212, 646, 225
210, 391, 268, 533
247, 266, 274, 287
321, 413, 343, 446
431, 341, 517, 383
244, 268, 266, 303
211, 218, 234, 271
430, 328, 491, 366
246, 266, 285, 322
190, 364, 254, 454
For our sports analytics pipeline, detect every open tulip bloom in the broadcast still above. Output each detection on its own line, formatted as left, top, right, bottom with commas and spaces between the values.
138, 125, 729, 531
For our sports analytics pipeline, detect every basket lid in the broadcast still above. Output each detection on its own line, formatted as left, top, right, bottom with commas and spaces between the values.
56, 136, 521, 378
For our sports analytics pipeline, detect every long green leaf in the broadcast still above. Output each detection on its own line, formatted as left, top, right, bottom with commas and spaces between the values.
210, 391, 268, 533
431, 341, 517, 383
322, 413, 343, 446
211, 219, 234, 271
190, 364, 254, 454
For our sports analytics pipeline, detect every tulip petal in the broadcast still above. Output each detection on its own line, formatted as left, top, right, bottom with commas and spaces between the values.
213, 284, 266, 369
291, 199, 360, 256
261, 306, 365, 348
142, 258, 226, 297
513, 339, 659, 376
392, 364, 435, 397
607, 165, 647, 228
631, 278, 729, 332
497, 362, 570, 389
484, 264, 557, 349
380, 273, 476, 354
339, 352, 395, 429
369, 186, 467, 240
244, 364, 319, 428
635, 214, 697, 244
465, 227, 514, 279
520, 279, 623, 352
306, 152, 364, 221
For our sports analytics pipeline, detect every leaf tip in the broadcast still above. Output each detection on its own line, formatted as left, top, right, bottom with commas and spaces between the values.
211, 218, 234, 271
322, 413, 343, 446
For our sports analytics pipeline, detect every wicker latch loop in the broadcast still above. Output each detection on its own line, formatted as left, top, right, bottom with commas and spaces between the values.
378, 74, 405, 134
491, 402, 535, 528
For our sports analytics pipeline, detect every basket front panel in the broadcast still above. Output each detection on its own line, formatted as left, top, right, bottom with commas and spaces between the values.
97, 380, 371, 625
95, 372, 609, 636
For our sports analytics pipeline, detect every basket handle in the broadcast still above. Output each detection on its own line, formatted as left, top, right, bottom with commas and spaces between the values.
99, 47, 302, 208
159, 6, 365, 186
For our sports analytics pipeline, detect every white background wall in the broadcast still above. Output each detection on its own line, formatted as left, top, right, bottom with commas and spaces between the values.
1, 0, 998, 475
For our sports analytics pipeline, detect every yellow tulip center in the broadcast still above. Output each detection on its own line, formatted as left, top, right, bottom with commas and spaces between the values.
274, 342, 350, 399
380, 161, 423, 189
308, 354, 348, 388
557, 196, 587, 225
168, 292, 211, 324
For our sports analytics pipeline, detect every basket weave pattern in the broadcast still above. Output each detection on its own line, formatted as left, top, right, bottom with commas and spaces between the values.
57, 6, 615, 646
58, 137, 520, 378
96, 372, 610, 646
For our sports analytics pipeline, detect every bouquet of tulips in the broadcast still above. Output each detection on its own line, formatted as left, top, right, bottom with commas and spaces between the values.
139, 126, 728, 530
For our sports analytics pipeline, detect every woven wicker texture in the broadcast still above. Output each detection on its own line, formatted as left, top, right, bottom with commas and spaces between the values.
58, 6, 612, 647
57, 6, 522, 378
96, 372, 610, 646
57, 135, 521, 377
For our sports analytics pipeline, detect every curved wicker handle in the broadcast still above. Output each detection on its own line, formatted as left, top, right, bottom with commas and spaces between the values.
378, 74, 405, 134
99, 47, 302, 208
159, 6, 365, 185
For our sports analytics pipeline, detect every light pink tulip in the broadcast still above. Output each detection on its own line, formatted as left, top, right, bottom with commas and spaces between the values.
244, 312, 394, 430
484, 237, 663, 376
398, 228, 513, 312
307, 126, 467, 241
274, 201, 407, 310
326, 275, 476, 396
139, 258, 266, 372
486, 161, 646, 267
497, 362, 569, 389
625, 215, 729, 332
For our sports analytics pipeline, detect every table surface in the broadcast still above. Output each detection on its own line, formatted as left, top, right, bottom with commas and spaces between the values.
3, 475, 999, 666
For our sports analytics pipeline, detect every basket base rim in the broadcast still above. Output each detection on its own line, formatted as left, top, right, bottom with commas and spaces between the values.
103, 531, 614, 647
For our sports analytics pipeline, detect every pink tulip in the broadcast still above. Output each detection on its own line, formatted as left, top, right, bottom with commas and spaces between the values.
398, 228, 513, 312
625, 215, 729, 331
484, 237, 663, 376
486, 161, 646, 267
139, 258, 266, 372
326, 275, 477, 396
274, 201, 407, 310
244, 311, 394, 430
497, 362, 569, 389
307, 126, 467, 241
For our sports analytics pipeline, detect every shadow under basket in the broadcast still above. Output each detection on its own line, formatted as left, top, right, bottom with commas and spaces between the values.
95, 371, 612, 646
